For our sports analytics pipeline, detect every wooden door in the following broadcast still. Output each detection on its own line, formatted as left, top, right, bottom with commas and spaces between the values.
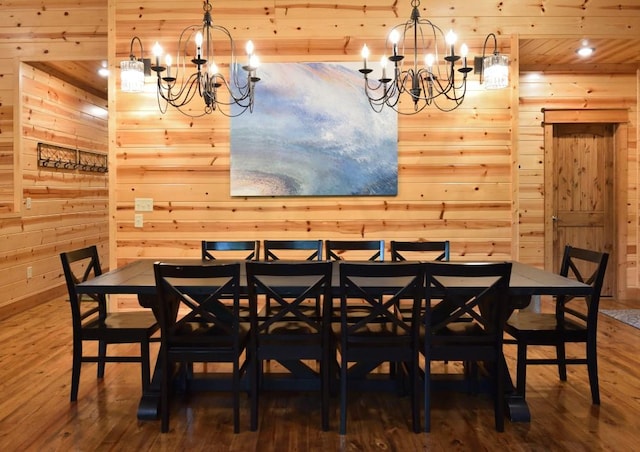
551, 123, 614, 295
543, 109, 628, 300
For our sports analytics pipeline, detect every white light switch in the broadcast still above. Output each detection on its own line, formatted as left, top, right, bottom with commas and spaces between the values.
134, 198, 153, 212
134, 214, 144, 228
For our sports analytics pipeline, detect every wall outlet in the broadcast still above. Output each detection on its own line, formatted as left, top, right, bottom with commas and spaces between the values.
25, 197, 32, 209
27, 266, 33, 279
134, 198, 153, 212
134, 214, 144, 228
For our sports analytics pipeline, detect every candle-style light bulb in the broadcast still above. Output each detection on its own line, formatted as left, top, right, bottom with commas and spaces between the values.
425, 53, 435, 69
460, 43, 468, 67
165, 54, 172, 77
380, 55, 388, 79
445, 30, 457, 56
361, 44, 370, 69
195, 32, 203, 59
249, 54, 260, 70
152, 42, 163, 68
389, 29, 400, 57
246, 40, 255, 69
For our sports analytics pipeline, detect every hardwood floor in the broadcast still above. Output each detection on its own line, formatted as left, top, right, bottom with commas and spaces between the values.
0, 296, 639, 451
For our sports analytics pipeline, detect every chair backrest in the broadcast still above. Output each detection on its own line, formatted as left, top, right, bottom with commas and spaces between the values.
201, 240, 260, 261
338, 261, 424, 344
246, 261, 333, 342
423, 262, 512, 355
326, 240, 384, 261
558, 245, 609, 328
153, 262, 242, 350
263, 240, 323, 261
60, 245, 106, 332
390, 240, 450, 262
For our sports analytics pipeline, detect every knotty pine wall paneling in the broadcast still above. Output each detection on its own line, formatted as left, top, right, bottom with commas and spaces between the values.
0, 1, 108, 318
517, 72, 639, 289
110, 1, 640, 310
112, 0, 514, 283
0, 63, 109, 313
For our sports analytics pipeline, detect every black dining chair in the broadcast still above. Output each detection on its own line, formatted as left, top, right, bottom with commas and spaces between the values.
263, 239, 323, 261
60, 245, 159, 402
201, 240, 260, 261
390, 240, 451, 318
263, 240, 324, 318
337, 261, 424, 434
246, 260, 334, 431
390, 240, 450, 262
326, 239, 384, 262
422, 261, 512, 432
504, 245, 609, 405
153, 262, 252, 433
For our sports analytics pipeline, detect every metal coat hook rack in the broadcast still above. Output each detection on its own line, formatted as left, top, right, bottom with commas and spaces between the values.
37, 143, 108, 173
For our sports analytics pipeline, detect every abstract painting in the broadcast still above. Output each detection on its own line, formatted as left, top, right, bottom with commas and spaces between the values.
230, 62, 398, 196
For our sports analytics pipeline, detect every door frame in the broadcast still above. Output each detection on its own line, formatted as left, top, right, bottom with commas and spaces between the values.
543, 108, 629, 298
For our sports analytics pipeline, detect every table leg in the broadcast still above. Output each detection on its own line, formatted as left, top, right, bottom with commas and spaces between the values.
137, 293, 162, 420
502, 356, 531, 422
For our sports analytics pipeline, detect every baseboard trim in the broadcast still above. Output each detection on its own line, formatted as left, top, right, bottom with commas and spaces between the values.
0, 285, 67, 321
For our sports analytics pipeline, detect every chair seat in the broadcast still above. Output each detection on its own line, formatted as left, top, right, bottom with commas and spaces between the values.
268, 321, 317, 335
333, 323, 411, 339
422, 322, 496, 344
82, 311, 158, 338
505, 311, 587, 342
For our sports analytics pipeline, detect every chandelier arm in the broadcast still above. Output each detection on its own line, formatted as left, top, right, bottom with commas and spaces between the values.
156, 72, 201, 107
134, 0, 259, 116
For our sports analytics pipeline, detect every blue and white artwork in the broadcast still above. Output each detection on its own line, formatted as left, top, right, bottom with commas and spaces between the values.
230, 62, 398, 196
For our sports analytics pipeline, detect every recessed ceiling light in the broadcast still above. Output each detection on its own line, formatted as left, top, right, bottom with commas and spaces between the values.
576, 41, 595, 57
98, 60, 109, 77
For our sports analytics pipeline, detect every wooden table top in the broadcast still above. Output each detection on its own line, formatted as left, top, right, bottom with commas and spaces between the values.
76, 258, 592, 299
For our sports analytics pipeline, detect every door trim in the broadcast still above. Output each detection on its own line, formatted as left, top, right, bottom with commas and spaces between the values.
543, 108, 629, 298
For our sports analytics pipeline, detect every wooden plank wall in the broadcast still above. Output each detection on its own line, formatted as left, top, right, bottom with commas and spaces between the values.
518, 72, 639, 284
0, 63, 108, 313
112, 0, 516, 273
112, 1, 640, 294
1, 1, 640, 315
0, 0, 108, 317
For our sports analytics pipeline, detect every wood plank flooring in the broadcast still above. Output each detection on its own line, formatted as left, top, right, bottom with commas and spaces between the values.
0, 296, 639, 451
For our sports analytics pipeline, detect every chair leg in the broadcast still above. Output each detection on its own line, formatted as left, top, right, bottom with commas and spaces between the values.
140, 340, 151, 391
587, 339, 600, 404
556, 341, 567, 381
411, 359, 420, 433
160, 353, 170, 433
97, 340, 107, 379
516, 342, 528, 399
70, 340, 82, 402
424, 357, 431, 433
339, 354, 348, 435
321, 352, 329, 431
233, 361, 240, 434
249, 353, 259, 431
494, 358, 505, 432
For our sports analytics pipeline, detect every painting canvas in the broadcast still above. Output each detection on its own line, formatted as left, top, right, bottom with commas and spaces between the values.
230, 62, 398, 196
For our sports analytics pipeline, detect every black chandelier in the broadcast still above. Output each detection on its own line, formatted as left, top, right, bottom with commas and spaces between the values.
121, 0, 260, 117
359, 0, 508, 114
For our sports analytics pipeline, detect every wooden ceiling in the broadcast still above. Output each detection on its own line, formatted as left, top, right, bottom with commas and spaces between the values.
29, 38, 640, 101
28, 60, 109, 101
519, 38, 640, 74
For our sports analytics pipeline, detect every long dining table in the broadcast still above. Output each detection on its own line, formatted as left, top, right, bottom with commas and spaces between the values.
76, 258, 592, 423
